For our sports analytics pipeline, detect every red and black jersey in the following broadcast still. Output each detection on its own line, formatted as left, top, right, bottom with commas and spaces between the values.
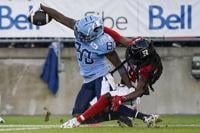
103, 27, 163, 95
126, 45, 163, 95
128, 52, 162, 81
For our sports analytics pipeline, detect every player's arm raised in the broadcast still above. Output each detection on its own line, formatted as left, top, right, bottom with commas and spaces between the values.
40, 4, 76, 30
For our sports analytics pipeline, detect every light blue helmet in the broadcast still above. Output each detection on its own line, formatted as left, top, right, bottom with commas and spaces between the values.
74, 15, 104, 42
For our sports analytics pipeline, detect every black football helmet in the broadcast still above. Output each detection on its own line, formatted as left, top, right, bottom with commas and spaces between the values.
125, 38, 154, 66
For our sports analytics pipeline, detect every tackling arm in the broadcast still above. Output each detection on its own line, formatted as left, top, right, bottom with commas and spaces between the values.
40, 4, 76, 30
111, 76, 148, 111
105, 51, 132, 88
124, 77, 148, 101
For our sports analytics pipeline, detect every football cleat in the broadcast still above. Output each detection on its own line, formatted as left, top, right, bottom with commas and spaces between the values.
143, 114, 160, 127
60, 118, 80, 128
0, 117, 5, 123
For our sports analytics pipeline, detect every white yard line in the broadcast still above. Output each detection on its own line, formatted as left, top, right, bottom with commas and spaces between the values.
1, 124, 200, 128
0, 125, 59, 132
0, 124, 200, 132
0, 125, 59, 128
0, 127, 40, 131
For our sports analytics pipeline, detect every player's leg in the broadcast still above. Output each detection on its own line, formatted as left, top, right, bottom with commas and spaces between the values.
62, 92, 135, 128
83, 80, 133, 126
108, 84, 136, 126
117, 105, 160, 127
61, 77, 111, 128
77, 93, 111, 123
72, 82, 96, 117
108, 85, 160, 126
61, 93, 111, 128
117, 105, 150, 121
68, 76, 121, 125
89, 75, 114, 106
77, 76, 112, 123
61, 93, 160, 128
85, 82, 159, 127
67, 79, 158, 127
84, 111, 133, 127
61, 94, 139, 128
88, 76, 133, 126
81, 76, 110, 124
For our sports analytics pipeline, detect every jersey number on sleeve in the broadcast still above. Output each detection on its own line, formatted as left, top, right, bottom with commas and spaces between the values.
106, 42, 114, 50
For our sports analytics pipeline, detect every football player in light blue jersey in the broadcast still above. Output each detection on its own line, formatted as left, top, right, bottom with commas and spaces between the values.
40, 4, 132, 118
74, 16, 116, 82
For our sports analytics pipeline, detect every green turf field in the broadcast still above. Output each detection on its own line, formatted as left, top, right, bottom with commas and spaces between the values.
0, 115, 200, 133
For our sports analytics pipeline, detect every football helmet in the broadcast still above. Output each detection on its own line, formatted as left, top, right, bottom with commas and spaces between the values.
126, 38, 154, 65
74, 15, 104, 42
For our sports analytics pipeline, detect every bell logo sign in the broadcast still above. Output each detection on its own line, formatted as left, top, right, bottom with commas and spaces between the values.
0, 5, 39, 30
149, 5, 192, 30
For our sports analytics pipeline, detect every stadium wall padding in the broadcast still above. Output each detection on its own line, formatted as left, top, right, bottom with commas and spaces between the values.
0, 47, 200, 115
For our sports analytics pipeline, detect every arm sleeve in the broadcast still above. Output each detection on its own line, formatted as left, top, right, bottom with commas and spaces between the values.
104, 27, 123, 43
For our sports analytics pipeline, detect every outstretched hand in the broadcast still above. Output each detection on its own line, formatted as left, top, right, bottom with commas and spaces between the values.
111, 96, 126, 111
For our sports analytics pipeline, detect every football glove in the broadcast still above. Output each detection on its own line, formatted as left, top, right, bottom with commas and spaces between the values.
111, 96, 126, 111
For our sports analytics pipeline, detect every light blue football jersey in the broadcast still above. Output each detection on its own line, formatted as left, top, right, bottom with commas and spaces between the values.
74, 33, 116, 83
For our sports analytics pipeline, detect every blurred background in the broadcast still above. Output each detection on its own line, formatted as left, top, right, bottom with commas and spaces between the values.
0, 0, 200, 116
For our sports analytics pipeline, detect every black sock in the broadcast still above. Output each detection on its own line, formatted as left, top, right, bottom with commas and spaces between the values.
135, 112, 150, 121
117, 105, 151, 121
117, 105, 137, 117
